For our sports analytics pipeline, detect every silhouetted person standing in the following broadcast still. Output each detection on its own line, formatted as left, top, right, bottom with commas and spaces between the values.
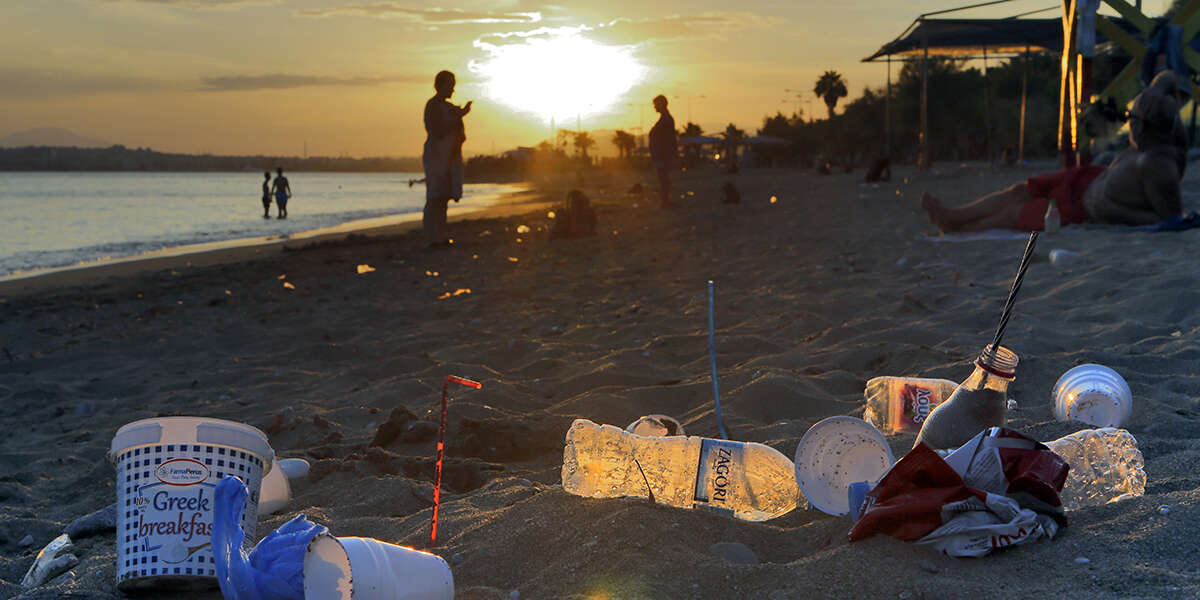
649, 95, 678, 209
261, 171, 272, 218
271, 167, 291, 219
422, 70, 472, 247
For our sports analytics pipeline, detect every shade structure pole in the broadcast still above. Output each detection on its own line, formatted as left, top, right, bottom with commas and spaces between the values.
1059, 0, 1078, 167
1019, 47, 1029, 165
886, 54, 892, 159
920, 22, 930, 170
983, 45, 992, 164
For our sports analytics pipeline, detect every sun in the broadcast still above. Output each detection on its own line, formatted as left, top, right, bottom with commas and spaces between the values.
471, 28, 646, 123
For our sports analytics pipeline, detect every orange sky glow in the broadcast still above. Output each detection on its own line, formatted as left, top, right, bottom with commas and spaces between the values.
0, 0, 1171, 158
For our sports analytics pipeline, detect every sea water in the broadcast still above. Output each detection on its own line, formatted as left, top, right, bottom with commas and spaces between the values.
0, 172, 519, 277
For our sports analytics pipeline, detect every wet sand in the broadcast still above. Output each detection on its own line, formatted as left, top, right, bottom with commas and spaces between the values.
1, 162, 1198, 599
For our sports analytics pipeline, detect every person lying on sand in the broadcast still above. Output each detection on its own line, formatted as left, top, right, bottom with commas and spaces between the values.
921, 72, 1186, 232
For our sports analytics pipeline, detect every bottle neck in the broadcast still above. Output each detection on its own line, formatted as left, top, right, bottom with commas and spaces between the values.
964, 345, 1018, 391
962, 364, 1013, 393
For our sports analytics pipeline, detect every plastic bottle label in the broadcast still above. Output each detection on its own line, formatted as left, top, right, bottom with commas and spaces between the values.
898, 384, 942, 433
692, 439, 743, 516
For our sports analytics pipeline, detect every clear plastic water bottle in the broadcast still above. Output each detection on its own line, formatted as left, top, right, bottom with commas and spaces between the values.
561, 419, 801, 521
916, 345, 1018, 451
1043, 428, 1146, 511
1043, 199, 1062, 233
863, 377, 959, 435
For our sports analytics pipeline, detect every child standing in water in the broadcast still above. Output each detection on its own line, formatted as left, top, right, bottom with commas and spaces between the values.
261, 171, 272, 219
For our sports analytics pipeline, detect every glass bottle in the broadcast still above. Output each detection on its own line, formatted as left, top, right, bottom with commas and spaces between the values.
1043, 199, 1062, 233
915, 345, 1019, 450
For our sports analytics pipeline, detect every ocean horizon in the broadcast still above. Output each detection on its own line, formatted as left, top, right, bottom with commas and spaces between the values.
0, 171, 519, 278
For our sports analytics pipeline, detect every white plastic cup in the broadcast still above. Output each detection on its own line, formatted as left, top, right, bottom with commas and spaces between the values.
303, 534, 454, 600
108, 417, 274, 592
625, 414, 686, 437
1049, 248, 1081, 266
794, 416, 895, 516
1052, 364, 1133, 427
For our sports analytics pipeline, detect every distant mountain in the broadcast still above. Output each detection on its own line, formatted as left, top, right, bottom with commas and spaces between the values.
0, 127, 110, 148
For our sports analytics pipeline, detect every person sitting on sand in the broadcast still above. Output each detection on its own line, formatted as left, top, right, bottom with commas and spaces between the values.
921, 72, 1187, 232
261, 171, 272, 219
271, 167, 291, 219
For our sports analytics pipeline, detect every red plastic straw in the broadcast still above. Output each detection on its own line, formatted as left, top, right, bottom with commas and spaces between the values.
431, 375, 482, 548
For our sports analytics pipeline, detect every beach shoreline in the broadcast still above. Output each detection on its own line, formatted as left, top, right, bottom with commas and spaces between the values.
0, 184, 544, 298
1, 162, 1198, 599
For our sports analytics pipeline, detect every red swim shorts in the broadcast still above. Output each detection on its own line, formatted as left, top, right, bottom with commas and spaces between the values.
1017, 165, 1106, 231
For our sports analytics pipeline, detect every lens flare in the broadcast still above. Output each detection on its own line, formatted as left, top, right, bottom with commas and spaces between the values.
471, 28, 645, 122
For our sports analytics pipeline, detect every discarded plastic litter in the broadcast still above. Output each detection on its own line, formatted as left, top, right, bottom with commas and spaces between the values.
794, 416, 894, 516
1049, 248, 1081, 265
212, 476, 453, 600
562, 418, 802, 521
1044, 428, 1146, 511
109, 417, 274, 591
851, 428, 1068, 557
258, 457, 311, 516
625, 414, 686, 437
213, 476, 329, 600
916, 346, 1018, 451
1052, 364, 1133, 428
303, 534, 454, 600
21, 533, 78, 589
863, 376, 958, 435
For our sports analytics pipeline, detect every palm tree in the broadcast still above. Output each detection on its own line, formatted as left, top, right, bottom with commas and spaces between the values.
681, 122, 704, 137
573, 131, 595, 159
813, 71, 848, 120
611, 130, 636, 158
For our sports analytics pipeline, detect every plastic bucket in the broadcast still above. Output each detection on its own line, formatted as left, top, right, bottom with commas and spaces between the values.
303, 534, 454, 600
1052, 364, 1133, 428
109, 417, 274, 592
794, 416, 894, 516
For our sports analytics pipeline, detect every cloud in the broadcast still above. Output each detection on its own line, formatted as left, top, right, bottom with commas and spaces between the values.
104, 0, 279, 8
296, 3, 542, 24
590, 12, 785, 46
199, 73, 422, 91
0, 68, 169, 99
473, 11, 783, 49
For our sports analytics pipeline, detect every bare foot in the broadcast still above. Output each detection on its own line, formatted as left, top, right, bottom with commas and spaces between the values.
920, 191, 945, 229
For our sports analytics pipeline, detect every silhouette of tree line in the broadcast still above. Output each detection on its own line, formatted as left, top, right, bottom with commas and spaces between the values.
0, 144, 423, 173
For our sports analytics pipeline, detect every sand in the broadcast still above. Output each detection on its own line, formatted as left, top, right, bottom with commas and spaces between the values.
1, 162, 1198, 599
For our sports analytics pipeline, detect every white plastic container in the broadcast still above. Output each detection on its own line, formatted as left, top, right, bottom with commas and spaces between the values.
793, 417, 894, 516
1052, 364, 1133, 427
109, 417, 274, 592
303, 534, 454, 600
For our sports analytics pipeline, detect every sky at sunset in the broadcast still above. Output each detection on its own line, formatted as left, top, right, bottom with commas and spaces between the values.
1, 0, 1172, 158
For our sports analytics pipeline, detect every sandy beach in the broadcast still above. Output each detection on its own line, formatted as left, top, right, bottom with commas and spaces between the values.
1, 162, 1198, 599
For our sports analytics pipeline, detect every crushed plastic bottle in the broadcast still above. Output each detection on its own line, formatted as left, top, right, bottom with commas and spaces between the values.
863, 377, 959, 435
561, 418, 801, 521
1043, 428, 1146, 511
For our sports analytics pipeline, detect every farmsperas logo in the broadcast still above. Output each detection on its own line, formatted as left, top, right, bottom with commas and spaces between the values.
155, 459, 210, 486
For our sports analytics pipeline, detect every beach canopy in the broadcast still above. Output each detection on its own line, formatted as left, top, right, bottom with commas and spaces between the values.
678, 135, 723, 146
863, 18, 1063, 61
741, 135, 791, 147
861, 16, 1143, 62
